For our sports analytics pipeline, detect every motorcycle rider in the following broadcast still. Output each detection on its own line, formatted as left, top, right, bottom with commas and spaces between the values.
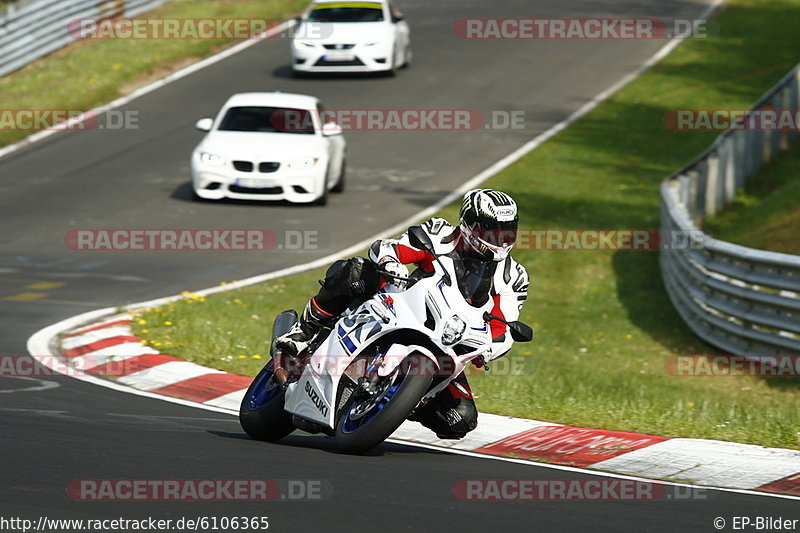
274, 189, 530, 439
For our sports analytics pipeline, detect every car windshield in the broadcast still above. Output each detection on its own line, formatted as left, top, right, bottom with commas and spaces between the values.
307, 4, 384, 23
217, 106, 316, 134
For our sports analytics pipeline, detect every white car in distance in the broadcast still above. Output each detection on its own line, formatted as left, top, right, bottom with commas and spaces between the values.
291, 0, 411, 75
191, 92, 346, 205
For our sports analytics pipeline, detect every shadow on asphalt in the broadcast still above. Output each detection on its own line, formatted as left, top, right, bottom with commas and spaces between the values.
270, 64, 394, 81
209, 429, 450, 457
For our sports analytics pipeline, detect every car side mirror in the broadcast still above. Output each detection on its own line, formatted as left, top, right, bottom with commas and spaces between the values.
391, 14, 404, 23
322, 122, 343, 136
408, 225, 434, 253
508, 321, 534, 343
195, 118, 213, 132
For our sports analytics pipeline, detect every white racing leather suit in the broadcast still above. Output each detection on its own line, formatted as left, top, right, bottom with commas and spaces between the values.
369, 217, 530, 362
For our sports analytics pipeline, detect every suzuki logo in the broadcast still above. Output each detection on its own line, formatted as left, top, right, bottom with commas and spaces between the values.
305, 381, 329, 417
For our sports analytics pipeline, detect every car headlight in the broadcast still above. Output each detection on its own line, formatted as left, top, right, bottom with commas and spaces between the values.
199, 152, 226, 167
364, 41, 383, 47
442, 315, 467, 346
294, 40, 316, 48
288, 157, 319, 169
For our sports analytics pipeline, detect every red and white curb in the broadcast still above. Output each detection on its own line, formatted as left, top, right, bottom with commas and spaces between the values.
59, 312, 250, 411
51, 313, 800, 498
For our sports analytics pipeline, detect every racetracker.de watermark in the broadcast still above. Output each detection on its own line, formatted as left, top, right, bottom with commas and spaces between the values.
665, 355, 800, 377
453, 18, 714, 40
66, 479, 326, 501
64, 229, 322, 251
665, 109, 800, 131
0, 355, 139, 378
271, 109, 527, 131
469, 229, 705, 251
68, 18, 331, 40
274, 353, 527, 379
0, 110, 138, 131
63, 229, 704, 252
453, 479, 707, 501
280, 354, 526, 378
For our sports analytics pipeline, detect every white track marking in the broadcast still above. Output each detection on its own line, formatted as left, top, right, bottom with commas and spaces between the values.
60, 326, 136, 349
70, 350, 151, 371
392, 416, 558, 450
67, 342, 159, 359
0, 376, 60, 394
203, 389, 247, 410
117, 361, 223, 390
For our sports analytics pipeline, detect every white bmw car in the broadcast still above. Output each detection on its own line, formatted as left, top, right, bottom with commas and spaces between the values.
191, 92, 346, 205
291, 0, 411, 74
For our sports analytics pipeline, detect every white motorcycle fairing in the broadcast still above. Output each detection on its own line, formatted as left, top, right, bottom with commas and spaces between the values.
282, 255, 495, 430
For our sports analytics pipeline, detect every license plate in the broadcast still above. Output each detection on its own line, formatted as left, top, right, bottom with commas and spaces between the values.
236, 178, 273, 188
324, 51, 355, 61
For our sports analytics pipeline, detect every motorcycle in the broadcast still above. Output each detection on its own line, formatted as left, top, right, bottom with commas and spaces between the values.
239, 226, 533, 453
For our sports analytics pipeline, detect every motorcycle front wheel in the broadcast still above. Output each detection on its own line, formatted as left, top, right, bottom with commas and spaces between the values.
335, 353, 433, 454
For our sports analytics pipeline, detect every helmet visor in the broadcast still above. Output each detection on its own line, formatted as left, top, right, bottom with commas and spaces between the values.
466, 218, 518, 253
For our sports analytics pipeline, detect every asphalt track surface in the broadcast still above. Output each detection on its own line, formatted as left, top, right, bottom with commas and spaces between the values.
1, 0, 796, 531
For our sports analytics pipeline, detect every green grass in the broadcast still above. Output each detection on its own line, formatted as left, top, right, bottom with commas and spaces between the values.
0, 0, 308, 147
132, 0, 800, 449
704, 143, 800, 254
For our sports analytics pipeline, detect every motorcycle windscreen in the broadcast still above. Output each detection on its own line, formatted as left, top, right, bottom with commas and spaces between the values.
452, 256, 496, 308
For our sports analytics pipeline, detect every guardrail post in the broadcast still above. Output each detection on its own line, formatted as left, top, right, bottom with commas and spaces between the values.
731, 130, 745, 189
762, 104, 773, 164
779, 86, 791, 151
704, 152, 720, 216
794, 70, 800, 142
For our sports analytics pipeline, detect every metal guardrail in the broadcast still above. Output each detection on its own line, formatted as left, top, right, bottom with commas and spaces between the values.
660, 64, 800, 356
0, 0, 166, 78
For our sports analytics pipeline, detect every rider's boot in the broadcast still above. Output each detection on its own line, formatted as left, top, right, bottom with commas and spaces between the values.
273, 298, 335, 357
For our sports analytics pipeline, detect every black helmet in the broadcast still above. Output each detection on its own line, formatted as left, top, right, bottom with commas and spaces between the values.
459, 189, 519, 262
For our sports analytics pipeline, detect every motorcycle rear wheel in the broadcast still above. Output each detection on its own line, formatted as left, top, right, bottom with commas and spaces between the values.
239, 362, 295, 442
